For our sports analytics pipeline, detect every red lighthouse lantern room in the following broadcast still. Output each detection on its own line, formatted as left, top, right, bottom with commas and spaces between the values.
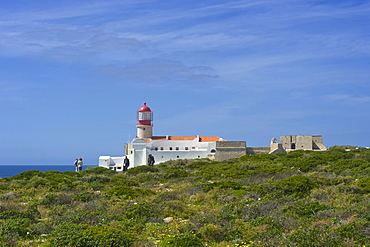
137, 102, 153, 126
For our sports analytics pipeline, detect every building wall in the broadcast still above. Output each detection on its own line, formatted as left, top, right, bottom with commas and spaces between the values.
215, 141, 246, 161
312, 135, 326, 150
246, 147, 271, 155
296, 135, 313, 149
280, 135, 326, 151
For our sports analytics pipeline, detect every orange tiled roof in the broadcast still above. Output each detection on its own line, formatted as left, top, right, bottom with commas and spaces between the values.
150, 136, 226, 142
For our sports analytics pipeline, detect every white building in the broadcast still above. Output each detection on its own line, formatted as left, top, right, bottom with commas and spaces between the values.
98, 103, 225, 171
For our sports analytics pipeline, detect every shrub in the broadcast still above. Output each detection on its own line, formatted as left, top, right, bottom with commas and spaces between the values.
106, 186, 155, 199
198, 223, 225, 242
272, 175, 317, 197
41, 193, 75, 205
124, 202, 155, 221
51, 223, 134, 247
80, 174, 111, 184
0, 218, 31, 242
287, 225, 341, 246
203, 180, 244, 192
10, 170, 42, 180
108, 175, 139, 187
81, 166, 116, 176
162, 167, 189, 179
335, 220, 370, 244
356, 177, 370, 192
229, 219, 261, 241
163, 159, 189, 167
186, 161, 212, 169
328, 159, 370, 175
159, 233, 204, 247
293, 158, 322, 172
126, 166, 159, 176
284, 201, 331, 217
75, 191, 100, 202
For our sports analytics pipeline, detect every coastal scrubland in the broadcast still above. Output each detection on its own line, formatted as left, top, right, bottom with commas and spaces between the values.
0, 146, 369, 246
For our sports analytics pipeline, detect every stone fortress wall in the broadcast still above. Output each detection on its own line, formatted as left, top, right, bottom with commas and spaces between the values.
214, 135, 326, 161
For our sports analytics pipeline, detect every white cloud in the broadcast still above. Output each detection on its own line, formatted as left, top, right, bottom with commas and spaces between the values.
100, 58, 218, 84
323, 94, 370, 104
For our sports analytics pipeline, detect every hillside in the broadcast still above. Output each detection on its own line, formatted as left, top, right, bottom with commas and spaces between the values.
0, 147, 370, 246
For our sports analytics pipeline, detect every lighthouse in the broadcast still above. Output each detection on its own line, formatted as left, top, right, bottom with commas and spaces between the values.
99, 102, 234, 170
136, 102, 153, 139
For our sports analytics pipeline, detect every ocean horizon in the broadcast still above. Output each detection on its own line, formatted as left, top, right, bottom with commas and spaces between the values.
0, 164, 98, 178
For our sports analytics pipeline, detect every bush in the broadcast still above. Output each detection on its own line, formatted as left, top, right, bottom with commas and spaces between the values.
126, 166, 159, 176
198, 223, 225, 242
185, 161, 212, 169
51, 223, 134, 247
75, 191, 100, 202
229, 219, 261, 241
108, 175, 139, 187
287, 225, 341, 246
159, 233, 204, 247
162, 167, 189, 179
81, 174, 111, 184
284, 201, 331, 217
81, 166, 116, 176
335, 220, 370, 244
328, 159, 370, 175
41, 193, 75, 205
203, 180, 244, 192
356, 177, 370, 192
272, 175, 317, 197
106, 186, 155, 199
0, 218, 31, 242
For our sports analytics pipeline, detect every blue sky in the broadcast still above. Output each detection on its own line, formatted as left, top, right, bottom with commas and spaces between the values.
1, 0, 369, 165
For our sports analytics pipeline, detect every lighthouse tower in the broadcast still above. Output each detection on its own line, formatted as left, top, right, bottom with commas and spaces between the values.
136, 102, 153, 139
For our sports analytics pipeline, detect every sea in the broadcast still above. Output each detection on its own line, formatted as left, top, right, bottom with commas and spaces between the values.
0, 164, 97, 178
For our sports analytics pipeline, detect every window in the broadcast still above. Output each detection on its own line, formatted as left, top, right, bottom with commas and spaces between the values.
197, 155, 200, 158
160, 147, 164, 151
185, 147, 188, 150
192, 147, 196, 149
177, 156, 179, 158
138, 111, 152, 120
176, 147, 179, 150
210, 149, 216, 153
155, 147, 158, 151
169, 147, 173, 150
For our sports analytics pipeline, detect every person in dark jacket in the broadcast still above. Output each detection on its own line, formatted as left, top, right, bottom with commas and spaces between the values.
147, 154, 155, 166
123, 156, 130, 171
77, 158, 83, 172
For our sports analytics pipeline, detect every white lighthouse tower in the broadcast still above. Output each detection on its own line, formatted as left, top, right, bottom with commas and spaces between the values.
136, 102, 153, 139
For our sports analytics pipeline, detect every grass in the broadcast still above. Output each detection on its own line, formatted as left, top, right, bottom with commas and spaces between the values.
0, 147, 369, 246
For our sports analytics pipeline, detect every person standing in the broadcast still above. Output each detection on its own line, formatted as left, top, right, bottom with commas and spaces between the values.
123, 156, 130, 171
77, 158, 83, 172
74, 159, 79, 172
147, 154, 155, 166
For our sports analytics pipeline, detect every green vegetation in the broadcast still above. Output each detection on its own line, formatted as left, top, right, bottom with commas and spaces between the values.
1, 149, 370, 246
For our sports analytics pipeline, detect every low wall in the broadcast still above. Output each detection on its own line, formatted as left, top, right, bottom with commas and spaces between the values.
246, 147, 271, 155
215, 141, 247, 161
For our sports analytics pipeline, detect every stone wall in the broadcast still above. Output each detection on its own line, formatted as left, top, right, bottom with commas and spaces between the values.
215, 141, 247, 161
280, 135, 326, 151
246, 147, 271, 155
312, 135, 326, 150
296, 135, 313, 149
